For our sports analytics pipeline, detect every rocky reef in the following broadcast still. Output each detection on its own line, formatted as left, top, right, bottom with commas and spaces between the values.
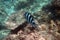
0, 0, 60, 40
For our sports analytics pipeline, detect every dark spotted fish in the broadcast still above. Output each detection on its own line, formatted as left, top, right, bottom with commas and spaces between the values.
24, 12, 36, 28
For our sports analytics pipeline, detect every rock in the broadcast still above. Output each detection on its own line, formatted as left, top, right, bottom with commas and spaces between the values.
0, 29, 10, 40
33, 11, 51, 23
5, 10, 26, 30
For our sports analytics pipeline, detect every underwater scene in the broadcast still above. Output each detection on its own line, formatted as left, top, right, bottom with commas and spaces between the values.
0, 0, 60, 40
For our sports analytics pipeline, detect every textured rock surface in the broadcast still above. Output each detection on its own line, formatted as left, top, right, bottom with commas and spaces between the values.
0, 29, 10, 40
4, 23, 55, 40
4, 10, 26, 30
33, 11, 51, 23
0, 0, 52, 29
4, 20, 60, 40
0, 0, 60, 40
